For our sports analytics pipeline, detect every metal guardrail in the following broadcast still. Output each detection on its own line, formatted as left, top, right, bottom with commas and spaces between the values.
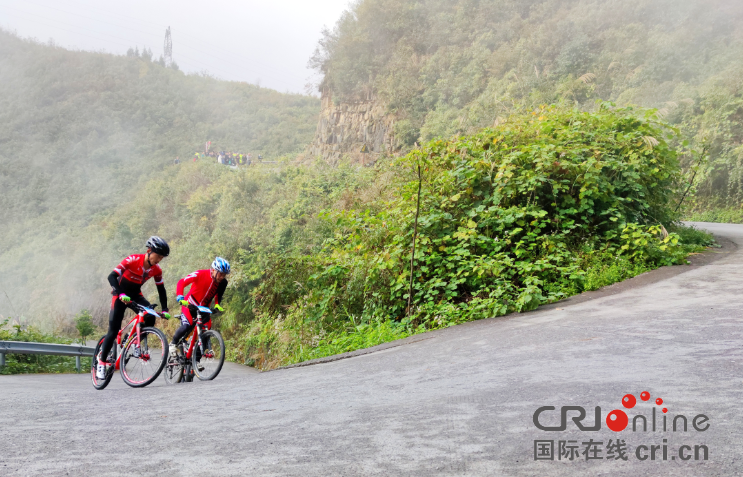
0, 341, 96, 372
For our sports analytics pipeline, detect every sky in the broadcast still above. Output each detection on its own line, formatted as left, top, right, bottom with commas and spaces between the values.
0, 0, 351, 94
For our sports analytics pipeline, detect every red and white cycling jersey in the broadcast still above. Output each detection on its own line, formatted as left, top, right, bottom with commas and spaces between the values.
176, 269, 227, 307
113, 254, 164, 287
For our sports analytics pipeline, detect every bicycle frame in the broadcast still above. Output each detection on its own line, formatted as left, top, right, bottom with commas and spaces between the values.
113, 304, 160, 370
173, 305, 213, 381
184, 306, 213, 361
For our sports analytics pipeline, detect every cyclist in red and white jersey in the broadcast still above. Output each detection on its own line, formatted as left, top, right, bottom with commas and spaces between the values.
97, 236, 171, 378
169, 257, 230, 354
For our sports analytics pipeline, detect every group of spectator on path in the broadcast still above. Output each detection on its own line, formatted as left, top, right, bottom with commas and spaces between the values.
174, 150, 264, 167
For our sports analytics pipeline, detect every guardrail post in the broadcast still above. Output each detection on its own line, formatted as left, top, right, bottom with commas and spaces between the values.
0, 352, 5, 368
75, 356, 81, 373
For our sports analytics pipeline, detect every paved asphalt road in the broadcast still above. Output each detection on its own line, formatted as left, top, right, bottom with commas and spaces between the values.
1, 222, 741, 476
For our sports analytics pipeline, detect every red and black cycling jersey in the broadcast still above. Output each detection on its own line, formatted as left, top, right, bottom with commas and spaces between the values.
113, 254, 163, 287
107, 254, 168, 310
176, 269, 227, 307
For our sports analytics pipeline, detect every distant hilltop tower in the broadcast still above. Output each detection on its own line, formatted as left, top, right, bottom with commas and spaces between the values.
163, 26, 173, 66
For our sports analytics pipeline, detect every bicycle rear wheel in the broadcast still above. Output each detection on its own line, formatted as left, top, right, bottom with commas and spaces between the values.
91, 336, 116, 390
192, 330, 225, 381
120, 327, 168, 388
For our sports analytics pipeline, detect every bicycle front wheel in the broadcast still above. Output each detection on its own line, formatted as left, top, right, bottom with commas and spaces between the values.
192, 330, 225, 381
120, 327, 168, 388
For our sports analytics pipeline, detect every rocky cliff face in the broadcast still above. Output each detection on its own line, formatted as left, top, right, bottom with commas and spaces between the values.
307, 92, 398, 165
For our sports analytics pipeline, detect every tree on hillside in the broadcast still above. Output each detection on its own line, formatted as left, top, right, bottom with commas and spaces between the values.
75, 310, 95, 344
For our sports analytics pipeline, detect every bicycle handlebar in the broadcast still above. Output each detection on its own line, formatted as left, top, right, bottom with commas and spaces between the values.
126, 302, 169, 319
172, 307, 221, 322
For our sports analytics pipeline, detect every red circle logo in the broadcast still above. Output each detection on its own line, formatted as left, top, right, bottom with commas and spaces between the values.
622, 394, 636, 409
606, 409, 628, 432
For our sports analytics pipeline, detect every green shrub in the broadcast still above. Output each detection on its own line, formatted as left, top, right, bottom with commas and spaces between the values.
668, 223, 716, 247
228, 105, 711, 369
579, 253, 652, 292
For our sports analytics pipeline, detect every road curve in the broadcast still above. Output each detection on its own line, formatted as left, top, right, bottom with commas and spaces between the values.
0, 222, 741, 476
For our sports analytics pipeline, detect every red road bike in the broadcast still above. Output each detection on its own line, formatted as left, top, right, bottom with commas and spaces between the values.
91, 302, 169, 390
163, 305, 225, 384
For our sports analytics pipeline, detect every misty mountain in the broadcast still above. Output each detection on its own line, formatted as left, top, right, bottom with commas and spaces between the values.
0, 30, 319, 321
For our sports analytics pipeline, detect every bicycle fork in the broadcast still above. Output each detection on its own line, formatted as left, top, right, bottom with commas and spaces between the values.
122, 321, 149, 360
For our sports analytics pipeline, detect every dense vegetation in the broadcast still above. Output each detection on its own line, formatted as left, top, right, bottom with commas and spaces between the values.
0, 30, 319, 322
311, 0, 743, 210
104, 105, 712, 369
241, 106, 711, 367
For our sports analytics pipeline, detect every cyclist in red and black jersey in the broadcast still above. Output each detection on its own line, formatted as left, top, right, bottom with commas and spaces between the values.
97, 236, 171, 375
169, 257, 229, 353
